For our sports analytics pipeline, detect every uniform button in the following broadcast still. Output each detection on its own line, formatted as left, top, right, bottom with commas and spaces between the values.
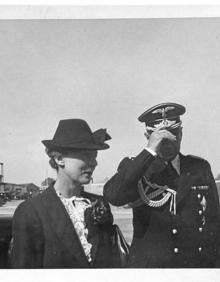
198, 247, 202, 252
199, 210, 203, 215
197, 194, 201, 199
172, 229, 178, 234
174, 248, 179, 253
201, 216, 206, 226
199, 227, 203, 232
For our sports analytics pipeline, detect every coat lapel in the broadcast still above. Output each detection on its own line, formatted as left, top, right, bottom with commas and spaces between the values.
89, 231, 100, 263
44, 185, 90, 267
176, 153, 198, 206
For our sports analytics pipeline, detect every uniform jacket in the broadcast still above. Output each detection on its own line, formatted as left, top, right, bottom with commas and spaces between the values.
103, 150, 220, 268
12, 184, 114, 269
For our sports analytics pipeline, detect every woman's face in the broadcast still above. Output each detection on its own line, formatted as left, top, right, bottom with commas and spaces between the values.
61, 150, 98, 185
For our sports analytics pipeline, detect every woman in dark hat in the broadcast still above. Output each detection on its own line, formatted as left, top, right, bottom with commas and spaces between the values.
12, 119, 114, 268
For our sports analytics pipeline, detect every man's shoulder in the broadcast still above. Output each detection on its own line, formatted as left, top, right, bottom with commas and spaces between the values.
185, 154, 208, 162
183, 154, 210, 168
117, 157, 134, 170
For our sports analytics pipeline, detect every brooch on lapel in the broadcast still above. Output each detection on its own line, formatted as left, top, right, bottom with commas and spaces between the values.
85, 199, 112, 226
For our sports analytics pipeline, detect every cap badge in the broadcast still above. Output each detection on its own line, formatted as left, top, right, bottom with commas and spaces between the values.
152, 106, 175, 119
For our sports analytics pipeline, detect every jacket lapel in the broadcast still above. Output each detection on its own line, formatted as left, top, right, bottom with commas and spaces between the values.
176, 153, 198, 206
89, 231, 100, 263
45, 185, 90, 267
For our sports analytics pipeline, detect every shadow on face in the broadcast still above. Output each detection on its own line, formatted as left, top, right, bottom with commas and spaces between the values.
160, 127, 182, 161
63, 149, 98, 168
58, 150, 98, 185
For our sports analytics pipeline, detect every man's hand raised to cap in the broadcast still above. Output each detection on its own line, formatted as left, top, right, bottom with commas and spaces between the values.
146, 129, 177, 158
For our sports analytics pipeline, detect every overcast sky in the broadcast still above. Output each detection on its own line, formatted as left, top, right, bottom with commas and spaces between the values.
0, 18, 220, 185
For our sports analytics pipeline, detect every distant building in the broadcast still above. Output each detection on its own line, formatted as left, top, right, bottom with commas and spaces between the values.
0, 182, 40, 199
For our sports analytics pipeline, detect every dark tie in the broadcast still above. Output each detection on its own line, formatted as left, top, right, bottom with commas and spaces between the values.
165, 162, 179, 190
167, 162, 179, 176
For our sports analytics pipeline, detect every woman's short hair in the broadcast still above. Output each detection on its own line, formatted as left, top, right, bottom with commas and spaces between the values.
45, 148, 67, 170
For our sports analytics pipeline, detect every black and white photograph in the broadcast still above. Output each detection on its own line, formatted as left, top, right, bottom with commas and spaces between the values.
0, 4, 220, 281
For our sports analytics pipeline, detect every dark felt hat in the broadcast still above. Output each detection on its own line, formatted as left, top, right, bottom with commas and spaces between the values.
138, 102, 186, 130
42, 119, 111, 151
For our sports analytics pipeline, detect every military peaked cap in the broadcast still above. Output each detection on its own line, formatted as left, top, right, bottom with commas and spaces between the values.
138, 102, 186, 131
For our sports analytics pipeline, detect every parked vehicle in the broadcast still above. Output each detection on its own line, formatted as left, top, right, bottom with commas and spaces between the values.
0, 216, 12, 268
0, 200, 23, 268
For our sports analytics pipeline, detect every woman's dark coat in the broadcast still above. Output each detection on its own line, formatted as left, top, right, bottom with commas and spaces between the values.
12, 185, 114, 268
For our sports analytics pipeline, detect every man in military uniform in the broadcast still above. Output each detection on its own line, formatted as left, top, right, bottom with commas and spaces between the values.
104, 102, 220, 268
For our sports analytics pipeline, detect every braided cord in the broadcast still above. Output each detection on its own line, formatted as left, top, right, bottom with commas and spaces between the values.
135, 177, 177, 214
138, 179, 172, 208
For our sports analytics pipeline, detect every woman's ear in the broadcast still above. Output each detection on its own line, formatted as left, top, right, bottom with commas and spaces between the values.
54, 155, 65, 168
144, 131, 150, 140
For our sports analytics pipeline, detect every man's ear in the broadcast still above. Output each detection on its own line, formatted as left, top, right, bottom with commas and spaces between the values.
54, 155, 65, 168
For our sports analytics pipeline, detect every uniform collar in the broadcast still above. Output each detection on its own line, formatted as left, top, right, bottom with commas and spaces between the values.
170, 154, 180, 175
